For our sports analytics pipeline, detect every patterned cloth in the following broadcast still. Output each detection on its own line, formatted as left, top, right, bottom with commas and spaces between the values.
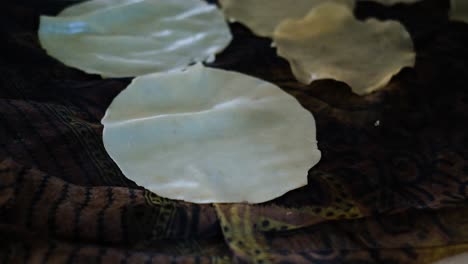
1, 0, 468, 263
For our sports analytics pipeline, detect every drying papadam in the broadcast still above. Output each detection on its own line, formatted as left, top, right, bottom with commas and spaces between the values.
39, 0, 232, 77
274, 2, 415, 95
450, 0, 468, 23
102, 64, 321, 204
219, 0, 354, 37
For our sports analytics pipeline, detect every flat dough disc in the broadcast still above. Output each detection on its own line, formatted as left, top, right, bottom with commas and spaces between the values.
38, 0, 232, 77
102, 64, 321, 204
59, 0, 138, 17
450, 0, 468, 23
218, 0, 355, 37
273, 2, 415, 95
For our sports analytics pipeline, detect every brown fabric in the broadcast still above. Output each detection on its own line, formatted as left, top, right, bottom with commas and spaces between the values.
1, 0, 468, 263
